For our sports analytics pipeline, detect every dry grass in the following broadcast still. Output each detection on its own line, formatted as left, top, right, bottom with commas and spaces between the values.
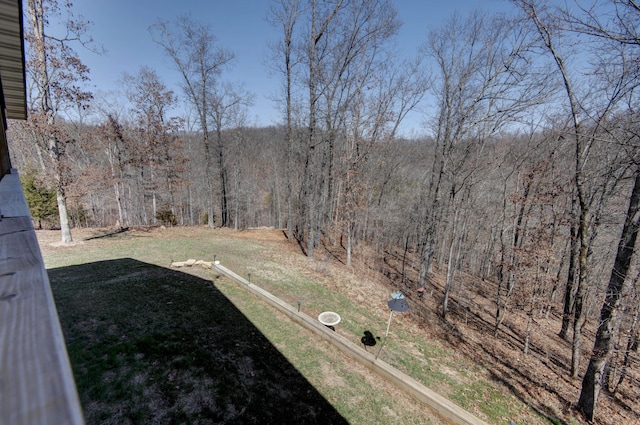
42, 227, 443, 425
38, 226, 639, 425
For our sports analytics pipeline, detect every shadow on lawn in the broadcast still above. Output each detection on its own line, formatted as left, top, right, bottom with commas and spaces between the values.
49, 258, 348, 425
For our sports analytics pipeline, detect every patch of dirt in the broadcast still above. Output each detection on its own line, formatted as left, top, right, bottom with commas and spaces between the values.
321, 362, 347, 388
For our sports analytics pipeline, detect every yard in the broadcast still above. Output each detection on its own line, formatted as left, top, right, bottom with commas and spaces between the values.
39, 226, 632, 424
42, 227, 444, 424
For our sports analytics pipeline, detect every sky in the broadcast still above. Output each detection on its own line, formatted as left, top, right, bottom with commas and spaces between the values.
63, 0, 517, 135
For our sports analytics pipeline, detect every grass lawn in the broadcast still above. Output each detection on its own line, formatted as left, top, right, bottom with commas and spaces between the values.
44, 228, 444, 424
41, 226, 598, 424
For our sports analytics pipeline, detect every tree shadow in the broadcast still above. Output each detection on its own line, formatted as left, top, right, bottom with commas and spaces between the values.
49, 258, 348, 424
321, 238, 346, 265
438, 317, 573, 425
83, 227, 130, 240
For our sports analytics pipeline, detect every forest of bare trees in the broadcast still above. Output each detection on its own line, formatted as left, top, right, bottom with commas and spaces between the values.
7, 0, 639, 422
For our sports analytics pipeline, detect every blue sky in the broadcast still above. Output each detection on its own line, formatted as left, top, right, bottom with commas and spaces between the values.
66, 0, 516, 134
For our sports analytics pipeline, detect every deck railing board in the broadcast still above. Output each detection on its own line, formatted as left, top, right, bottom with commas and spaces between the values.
0, 169, 85, 425
0, 170, 29, 216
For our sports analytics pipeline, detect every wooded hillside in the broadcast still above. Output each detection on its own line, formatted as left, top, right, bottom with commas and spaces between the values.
7, 0, 639, 421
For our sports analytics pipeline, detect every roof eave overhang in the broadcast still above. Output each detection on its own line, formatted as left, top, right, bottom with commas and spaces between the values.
0, 0, 27, 121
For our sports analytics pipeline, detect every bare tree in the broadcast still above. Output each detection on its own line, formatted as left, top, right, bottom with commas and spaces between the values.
151, 17, 234, 227
25, 0, 94, 242
572, 4, 640, 416
579, 164, 640, 420
268, 0, 304, 239
325, 3, 426, 267
513, 0, 640, 419
298, 0, 346, 257
419, 11, 546, 320
293, 0, 418, 262
99, 114, 129, 227
207, 82, 254, 227
123, 66, 185, 224
609, 270, 640, 392
514, 0, 634, 379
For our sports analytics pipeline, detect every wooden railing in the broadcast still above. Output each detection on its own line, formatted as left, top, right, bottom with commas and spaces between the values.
0, 169, 85, 425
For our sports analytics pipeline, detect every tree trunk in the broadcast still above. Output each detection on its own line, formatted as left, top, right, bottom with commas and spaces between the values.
46, 132, 73, 243
613, 294, 639, 392
560, 209, 578, 340
285, 31, 294, 239
442, 208, 460, 320
114, 182, 123, 226
524, 313, 533, 355
442, 238, 455, 320
571, 188, 590, 378
152, 189, 157, 224
346, 222, 353, 267
204, 131, 215, 228
401, 232, 410, 285
219, 152, 229, 227
417, 241, 430, 289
